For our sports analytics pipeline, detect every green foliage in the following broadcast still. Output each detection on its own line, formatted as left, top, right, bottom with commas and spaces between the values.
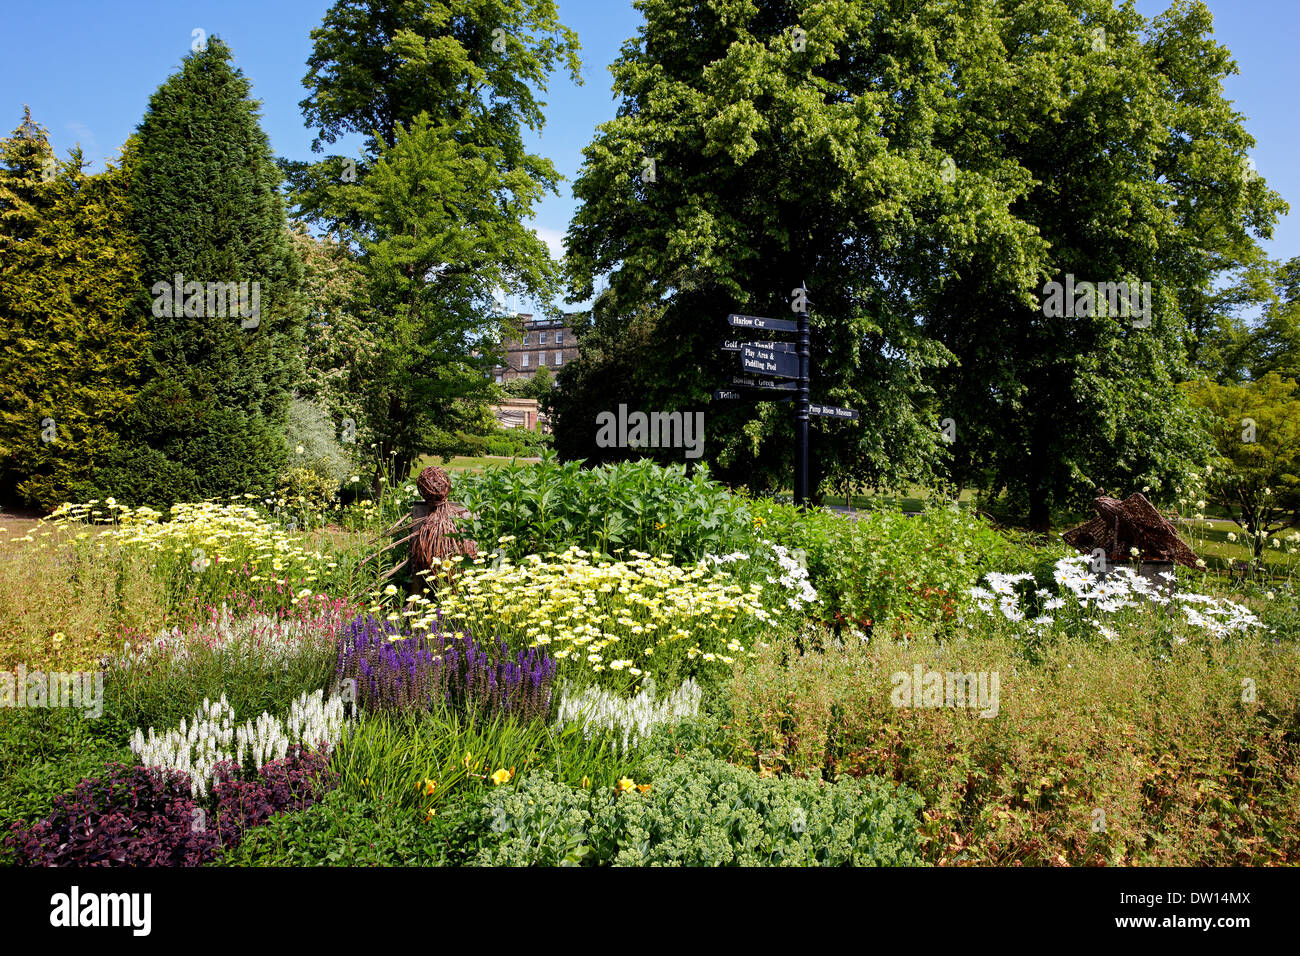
454, 452, 752, 561
451, 752, 924, 866
0, 709, 134, 843
289, 223, 375, 446
502, 364, 554, 399
752, 499, 1047, 627
0, 111, 146, 508
330, 708, 644, 817
1184, 372, 1300, 557
288, 0, 580, 478
117, 37, 305, 505
925, 0, 1283, 528
285, 397, 355, 488
214, 790, 448, 866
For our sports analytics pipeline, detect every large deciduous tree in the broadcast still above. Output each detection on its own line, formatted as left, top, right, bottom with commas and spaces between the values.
287, 0, 580, 479
566, 0, 1041, 494
562, 0, 1284, 525
1184, 372, 1300, 560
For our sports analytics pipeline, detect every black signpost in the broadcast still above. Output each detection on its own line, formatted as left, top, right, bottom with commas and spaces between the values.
729, 374, 797, 391
794, 283, 810, 508
809, 403, 859, 420
716, 285, 857, 509
741, 345, 800, 379
727, 313, 799, 332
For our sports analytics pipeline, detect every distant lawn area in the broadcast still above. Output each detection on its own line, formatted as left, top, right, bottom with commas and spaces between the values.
410, 454, 540, 477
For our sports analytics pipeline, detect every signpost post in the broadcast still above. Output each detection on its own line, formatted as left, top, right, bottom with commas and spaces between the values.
793, 282, 810, 509
715, 284, 855, 510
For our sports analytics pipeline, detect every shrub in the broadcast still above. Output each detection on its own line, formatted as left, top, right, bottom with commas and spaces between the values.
45, 500, 353, 619
433, 547, 769, 692
4, 748, 336, 866
335, 614, 556, 721
213, 789, 448, 866
283, 397, 354, 487
452, 754, 925, 866
454, 452, 751, 561
4, 762, 216, 866
751, 498, 1053, 629
274, 467, 342, 530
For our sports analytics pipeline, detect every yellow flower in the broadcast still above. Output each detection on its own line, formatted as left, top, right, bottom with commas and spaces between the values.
422, 779, 437, 797
52, 632, 66, 644
637, 784, 652, 794
462, 752, 475, 770
615, 777, 636, 793
491, 767, 515, 786
581, 776, 591, 788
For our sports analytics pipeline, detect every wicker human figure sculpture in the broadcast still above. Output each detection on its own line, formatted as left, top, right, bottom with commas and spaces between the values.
365, 466, 477, 583
410, 466, 478, 574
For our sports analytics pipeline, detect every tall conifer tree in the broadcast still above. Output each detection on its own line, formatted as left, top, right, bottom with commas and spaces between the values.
107, 37, 305, 504
0, 111, 146, 507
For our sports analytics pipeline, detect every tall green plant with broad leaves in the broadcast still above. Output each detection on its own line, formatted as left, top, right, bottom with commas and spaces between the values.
453, 452, 752, 561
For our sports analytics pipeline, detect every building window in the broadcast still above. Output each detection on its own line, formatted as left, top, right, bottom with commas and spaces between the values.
556, 330, 563, 345
538, 352, 546, 366
554, 351, 563, 366
495, 374, 502, 383
522, 352, 529, 368
540, 331, 548, 345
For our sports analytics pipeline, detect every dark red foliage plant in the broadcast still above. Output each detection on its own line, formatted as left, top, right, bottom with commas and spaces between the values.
4, 747, 338, 866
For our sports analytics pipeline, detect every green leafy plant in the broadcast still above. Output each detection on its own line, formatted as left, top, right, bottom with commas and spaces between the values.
454, 452, 752, 561
450, 752, 924, 867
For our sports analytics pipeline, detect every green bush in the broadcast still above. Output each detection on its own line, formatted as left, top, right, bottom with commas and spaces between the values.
455, 452, 751, 561
751, 498, 1055, 628
451, 751, 924, 866
284, 397, 354, 487
274, 466, 342, 530
214, 790, 448, 866
0, 709, 134, 845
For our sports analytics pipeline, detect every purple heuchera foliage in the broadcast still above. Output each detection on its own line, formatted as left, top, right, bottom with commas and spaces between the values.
336, 613, 556, 721
4, 748, 336, 867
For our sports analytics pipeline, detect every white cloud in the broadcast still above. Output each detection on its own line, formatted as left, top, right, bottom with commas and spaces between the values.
532, 225, 567, 262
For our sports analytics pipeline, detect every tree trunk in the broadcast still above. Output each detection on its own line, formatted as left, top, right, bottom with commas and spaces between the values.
1027, 488, 1051, 533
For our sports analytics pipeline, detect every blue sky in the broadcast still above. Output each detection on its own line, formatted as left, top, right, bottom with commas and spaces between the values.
3, 0, 1297, 307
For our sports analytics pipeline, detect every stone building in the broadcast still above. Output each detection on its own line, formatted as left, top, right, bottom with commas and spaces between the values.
493, 313, 579, 383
